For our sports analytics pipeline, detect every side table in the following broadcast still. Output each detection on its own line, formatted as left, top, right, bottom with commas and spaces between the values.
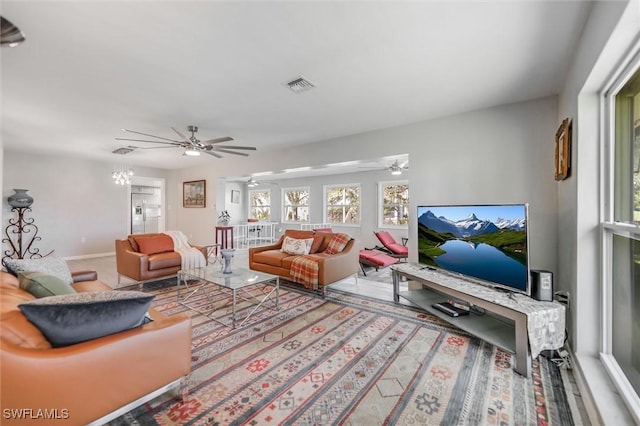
215, 226, 234, 251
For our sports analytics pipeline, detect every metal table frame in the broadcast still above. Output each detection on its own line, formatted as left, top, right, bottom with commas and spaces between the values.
178, 267, 279, 329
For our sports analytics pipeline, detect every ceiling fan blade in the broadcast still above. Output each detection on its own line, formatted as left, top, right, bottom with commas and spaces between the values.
204, 150, 223, 159
122, 129, 181, 143
129, 145, 176, 150
202, 136, 233, 144
212, 148, 250, 156
116, 138, 180, 146
171, 126, 191, 143
210, 145, 256, 151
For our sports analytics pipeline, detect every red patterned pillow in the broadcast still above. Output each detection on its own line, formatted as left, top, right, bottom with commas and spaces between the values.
313, 228, 332, 233
325, 233, 351, 255
309, 235, 325, 254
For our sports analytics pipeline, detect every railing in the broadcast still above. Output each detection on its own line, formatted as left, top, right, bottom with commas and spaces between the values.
232, 222, 278, 249
300, 223, 332, 231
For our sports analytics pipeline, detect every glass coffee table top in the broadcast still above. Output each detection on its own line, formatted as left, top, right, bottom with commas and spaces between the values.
177, 266, 280, 328
180, 266, 278, 289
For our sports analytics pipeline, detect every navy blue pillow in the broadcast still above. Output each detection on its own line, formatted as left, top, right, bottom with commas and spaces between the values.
18, 291, 154, 347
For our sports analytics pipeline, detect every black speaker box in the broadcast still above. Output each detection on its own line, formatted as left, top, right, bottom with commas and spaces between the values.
530, 270, 553, 302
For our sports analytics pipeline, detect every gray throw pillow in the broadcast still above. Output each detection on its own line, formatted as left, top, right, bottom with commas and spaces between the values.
4, 257, 73, 285
18, 291, 154, 347
18, 271, 76, 298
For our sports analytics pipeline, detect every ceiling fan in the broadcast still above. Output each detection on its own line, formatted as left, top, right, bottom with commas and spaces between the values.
245, 177, 279, 187
227, 177, 278, 187
247, 177, 260, 187
115, 125, 256, 158
360, 160, 409, 175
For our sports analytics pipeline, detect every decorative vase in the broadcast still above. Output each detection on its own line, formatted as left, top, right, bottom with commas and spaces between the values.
218, 220, 229, 227
7, 189, 34, 208
221, 249, 235, 274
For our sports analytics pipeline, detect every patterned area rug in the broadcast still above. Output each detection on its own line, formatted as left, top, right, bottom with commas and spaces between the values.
111, 279, 574, 425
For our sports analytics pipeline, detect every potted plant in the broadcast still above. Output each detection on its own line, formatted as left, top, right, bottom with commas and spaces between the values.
218, 210, 231, 226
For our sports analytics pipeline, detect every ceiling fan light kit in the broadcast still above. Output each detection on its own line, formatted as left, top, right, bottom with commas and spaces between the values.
115, 125, 256, 159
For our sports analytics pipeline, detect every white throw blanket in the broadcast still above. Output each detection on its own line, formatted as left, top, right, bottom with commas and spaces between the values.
163, 230, 207, 269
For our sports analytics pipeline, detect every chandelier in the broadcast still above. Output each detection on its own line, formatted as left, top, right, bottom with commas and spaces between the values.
112, 164, 134, 185
112, 148, 134, 185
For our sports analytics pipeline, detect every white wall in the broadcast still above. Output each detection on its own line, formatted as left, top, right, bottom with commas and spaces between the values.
2, 151, 168, 257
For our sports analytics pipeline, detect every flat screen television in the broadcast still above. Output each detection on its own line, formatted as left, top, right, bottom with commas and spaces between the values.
416, 203, 530, 296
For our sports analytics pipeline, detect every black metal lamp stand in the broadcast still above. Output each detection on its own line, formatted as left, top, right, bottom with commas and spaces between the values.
2, 206, 53, 266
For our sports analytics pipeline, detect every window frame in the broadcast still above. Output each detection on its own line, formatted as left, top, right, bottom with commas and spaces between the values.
323, 183, 361, 227
248, 188, 271, 221
377, 179, 409, 229
601, 48, 640, 418
281, 186, 310, 224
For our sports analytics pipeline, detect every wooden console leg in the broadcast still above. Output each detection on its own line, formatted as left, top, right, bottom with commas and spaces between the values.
392, 270, 400, 302
514, 316, 532, 377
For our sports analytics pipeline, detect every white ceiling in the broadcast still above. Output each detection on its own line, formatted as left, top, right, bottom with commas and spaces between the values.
1, 1, 592, 171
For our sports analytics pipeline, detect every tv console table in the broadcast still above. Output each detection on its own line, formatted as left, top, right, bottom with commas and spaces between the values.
392, 263, 565, 378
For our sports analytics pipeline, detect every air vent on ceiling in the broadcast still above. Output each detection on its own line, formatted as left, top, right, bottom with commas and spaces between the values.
285, 76, 316, 93
112, 147, 134, 155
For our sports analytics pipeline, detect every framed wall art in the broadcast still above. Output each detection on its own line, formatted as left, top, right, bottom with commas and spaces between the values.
555, 118, 572, 181
231, 190, 240, 204
183, 179, 206, 208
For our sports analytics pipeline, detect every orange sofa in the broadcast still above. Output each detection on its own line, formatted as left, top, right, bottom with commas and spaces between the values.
248, 229, 359, 293
115, 233, 208, 285
0, 270, 192, 425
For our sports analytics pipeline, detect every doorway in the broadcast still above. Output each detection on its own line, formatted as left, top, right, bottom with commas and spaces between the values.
128, 177, 166, 235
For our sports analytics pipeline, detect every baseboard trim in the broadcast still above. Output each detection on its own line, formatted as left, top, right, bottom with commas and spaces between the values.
62, 252, 115, 261
573, 350, 636, 425
568, 346, 603, 425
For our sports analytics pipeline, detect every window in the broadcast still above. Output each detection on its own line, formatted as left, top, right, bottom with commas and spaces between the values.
248, 189, 271, 221
603, 59, 640, 411
324, 184, 360, 225
378, 180, 409, 227
282, 187, 309, 223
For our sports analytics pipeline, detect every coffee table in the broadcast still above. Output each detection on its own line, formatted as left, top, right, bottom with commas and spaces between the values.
177, 266, 279, 329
